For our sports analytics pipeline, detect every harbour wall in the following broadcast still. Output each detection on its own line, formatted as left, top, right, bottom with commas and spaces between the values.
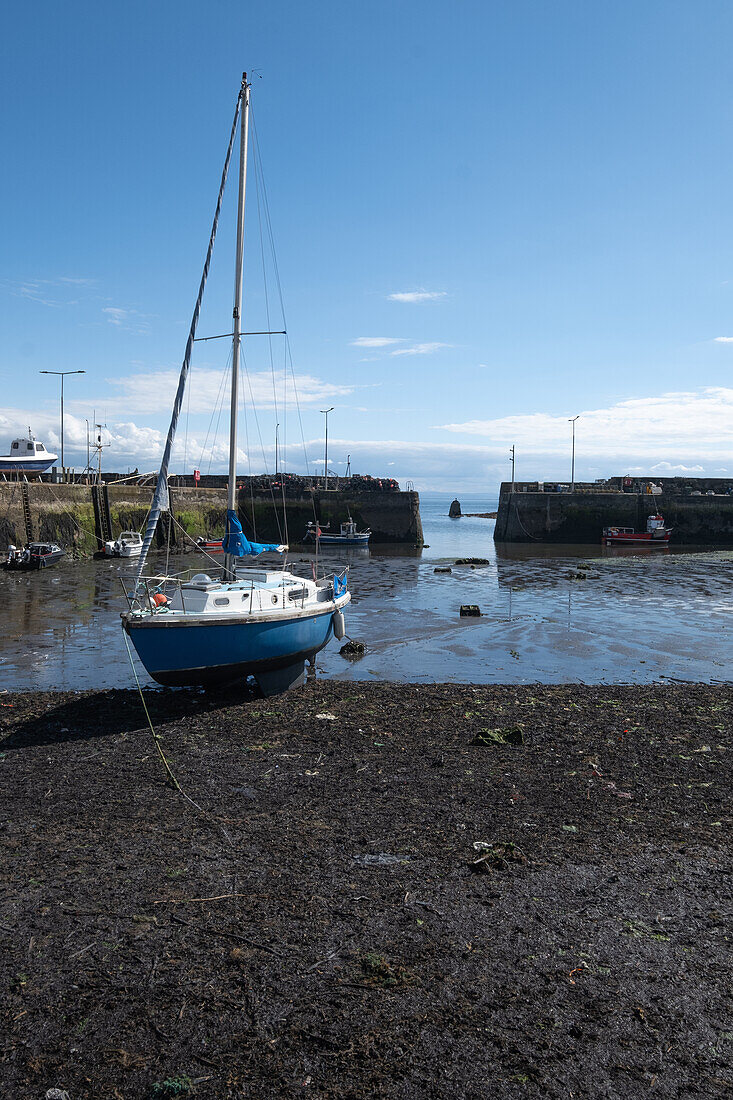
0, 483, 423, 554
495, 485, 733, 544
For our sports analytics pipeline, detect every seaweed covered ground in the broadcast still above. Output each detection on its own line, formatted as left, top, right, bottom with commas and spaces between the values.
0, 683, 731, 1099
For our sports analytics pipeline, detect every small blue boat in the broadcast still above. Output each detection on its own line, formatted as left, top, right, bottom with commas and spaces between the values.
124, 569, 348, 693
120, 75, 351, 695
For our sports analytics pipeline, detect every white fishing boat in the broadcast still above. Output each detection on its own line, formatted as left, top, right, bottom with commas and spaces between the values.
104, 531, 143, 558
121, 74, 350, 695
0, 430, 57, 476
305, 519, 371, 546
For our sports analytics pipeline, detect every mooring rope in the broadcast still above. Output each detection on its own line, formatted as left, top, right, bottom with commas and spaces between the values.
121, 627, 234, 847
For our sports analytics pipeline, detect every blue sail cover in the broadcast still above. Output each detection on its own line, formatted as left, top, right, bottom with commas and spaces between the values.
222, 510, 284, 556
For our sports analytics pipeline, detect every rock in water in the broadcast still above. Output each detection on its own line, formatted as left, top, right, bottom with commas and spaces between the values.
340, 639, 366, 660
449, 498, 462, 517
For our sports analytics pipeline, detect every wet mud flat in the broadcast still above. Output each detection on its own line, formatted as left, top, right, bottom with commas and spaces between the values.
0, 683, 731, 1099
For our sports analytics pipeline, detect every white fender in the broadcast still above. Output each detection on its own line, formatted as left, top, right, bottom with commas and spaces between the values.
333, 608, 345, 640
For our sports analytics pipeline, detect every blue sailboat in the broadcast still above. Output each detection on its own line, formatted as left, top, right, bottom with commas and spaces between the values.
122, 74, 350, 694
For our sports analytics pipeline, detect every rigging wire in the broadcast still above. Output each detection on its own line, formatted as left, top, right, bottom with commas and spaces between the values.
38, 479, 105, 546
238, 351, 258, 540
183, 357, 192, 473
251, 111, 289, 542
135, 79, 244, 590
251, 106, 309, 476
197, 349, 233, 475
240, 346, 285, 544
251, 113, 279, 449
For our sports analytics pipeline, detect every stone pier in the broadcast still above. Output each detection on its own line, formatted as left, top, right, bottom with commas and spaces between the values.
0, 482, 423, 555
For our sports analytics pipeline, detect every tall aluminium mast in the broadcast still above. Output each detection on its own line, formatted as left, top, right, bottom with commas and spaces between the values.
223, 72, 251, 582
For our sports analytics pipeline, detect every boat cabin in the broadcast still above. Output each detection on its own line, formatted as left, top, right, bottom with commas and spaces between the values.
10, 438, 49, 456
143, 570, 334, 617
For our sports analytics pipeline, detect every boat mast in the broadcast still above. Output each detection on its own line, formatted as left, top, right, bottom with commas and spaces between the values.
224, 72, 251, 582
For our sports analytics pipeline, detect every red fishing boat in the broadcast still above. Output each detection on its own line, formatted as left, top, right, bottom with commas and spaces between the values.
196, 537, 224, 555
602, 514, 672, 547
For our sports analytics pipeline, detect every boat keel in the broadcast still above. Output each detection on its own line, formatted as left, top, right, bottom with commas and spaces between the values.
254, 660, 307, 696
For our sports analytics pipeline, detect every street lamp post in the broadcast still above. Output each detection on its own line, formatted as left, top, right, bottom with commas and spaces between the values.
569, 416, 580, 492
321, 407, 334, 490
40, 369, 85, 479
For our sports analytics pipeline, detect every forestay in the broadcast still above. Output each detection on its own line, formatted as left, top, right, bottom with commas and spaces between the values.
134, 86, 244, 589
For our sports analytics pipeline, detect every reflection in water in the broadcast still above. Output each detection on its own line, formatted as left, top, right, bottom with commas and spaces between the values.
1, 495, 731, 690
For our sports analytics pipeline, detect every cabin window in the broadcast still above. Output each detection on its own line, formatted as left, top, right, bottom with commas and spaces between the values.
36, 443, 45, 451
287, 587, 308, 601
27, 443, 34, 451
241, 592, 249, 600
214, 597, 230, 606
11, 443, 18, 451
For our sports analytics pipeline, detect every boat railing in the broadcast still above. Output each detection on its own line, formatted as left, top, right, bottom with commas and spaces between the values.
120, 572, 296, 616
119, 573, 191, 614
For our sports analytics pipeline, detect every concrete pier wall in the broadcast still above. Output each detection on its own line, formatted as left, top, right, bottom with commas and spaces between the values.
0, 483, 423, 554
495, 484, 733, 544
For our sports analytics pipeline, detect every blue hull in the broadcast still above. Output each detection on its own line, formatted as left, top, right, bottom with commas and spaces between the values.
125, 609, 336, 687
0, 460, 56, 473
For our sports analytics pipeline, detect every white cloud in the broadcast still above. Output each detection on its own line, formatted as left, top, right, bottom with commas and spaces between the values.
3, 276, 96, 308
387, 290, 447, 303
436, 386, 733, 463
85, 367, 355, 416
714, 336, 733, 343
5, 400, 733, 491
649, 461, 705, 474
101, 306, 151, 334
391, 342, 450, 356
350, 337, 404, 348
0, 407, 251, 470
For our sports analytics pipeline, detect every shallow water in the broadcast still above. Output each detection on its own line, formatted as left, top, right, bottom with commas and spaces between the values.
1, 492, 729, 689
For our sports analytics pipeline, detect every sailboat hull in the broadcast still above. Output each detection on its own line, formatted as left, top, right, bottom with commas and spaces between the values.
124, 608, 337, 688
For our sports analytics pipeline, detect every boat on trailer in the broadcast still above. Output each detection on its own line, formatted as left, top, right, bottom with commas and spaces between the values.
121, 74, 350, 695
602, 514, 672, 547
0, 430, 57, 476
305, 519, 371, 546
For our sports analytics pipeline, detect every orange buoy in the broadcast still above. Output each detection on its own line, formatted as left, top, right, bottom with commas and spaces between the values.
152, 593, 168, 607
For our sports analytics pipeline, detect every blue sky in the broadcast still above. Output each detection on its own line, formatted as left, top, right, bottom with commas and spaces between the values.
3, 0, 733, 490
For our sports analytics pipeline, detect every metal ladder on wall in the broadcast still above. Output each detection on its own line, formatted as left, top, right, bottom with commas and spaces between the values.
92, 484, 113, 546
21, 483, 33, 543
